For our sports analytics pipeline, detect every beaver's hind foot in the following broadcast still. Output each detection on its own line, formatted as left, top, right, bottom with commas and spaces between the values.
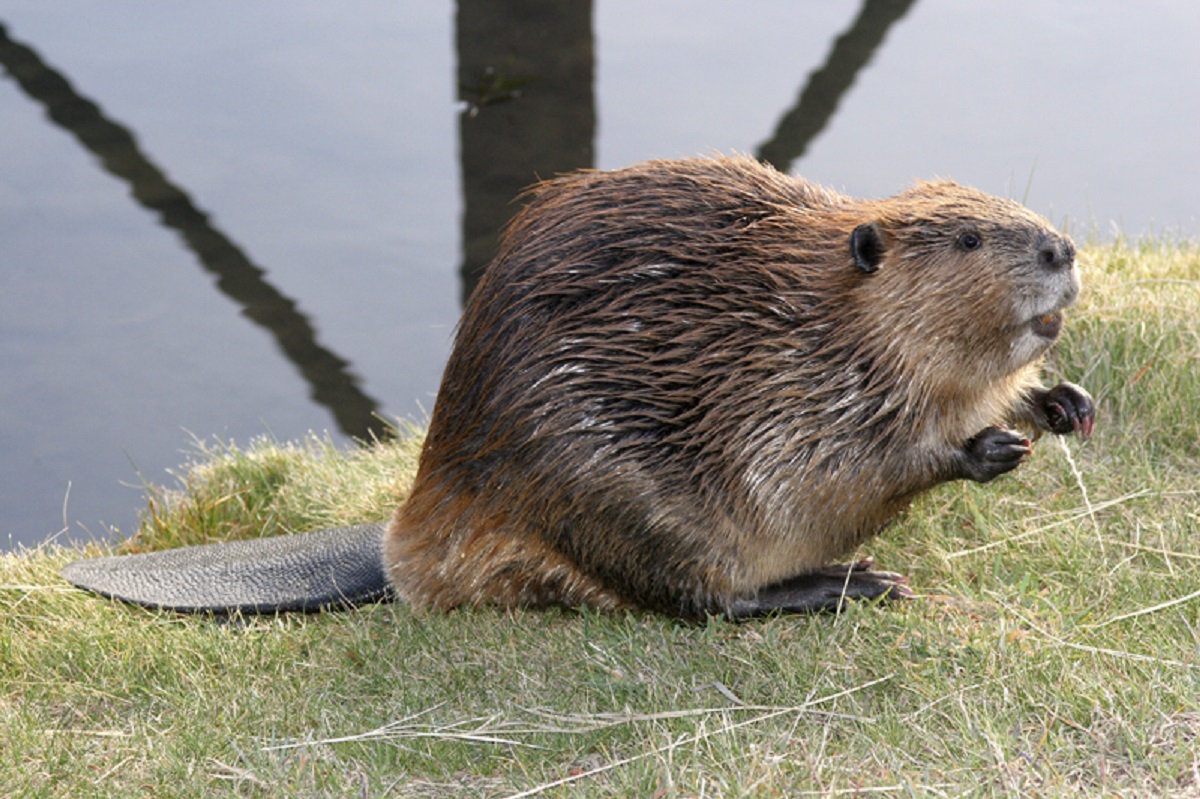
726, 560, 912, 618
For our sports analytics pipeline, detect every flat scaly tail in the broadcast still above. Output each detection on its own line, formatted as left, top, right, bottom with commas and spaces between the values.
60, 522, 392, 614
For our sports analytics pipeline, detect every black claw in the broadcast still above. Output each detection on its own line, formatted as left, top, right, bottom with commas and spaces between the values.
1045, 401, 1068, 432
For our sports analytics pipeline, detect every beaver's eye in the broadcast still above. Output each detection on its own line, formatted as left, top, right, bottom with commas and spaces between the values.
958, 232, 982, 251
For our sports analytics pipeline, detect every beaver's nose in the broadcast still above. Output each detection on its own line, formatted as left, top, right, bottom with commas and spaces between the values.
1037, 235, 1075, 270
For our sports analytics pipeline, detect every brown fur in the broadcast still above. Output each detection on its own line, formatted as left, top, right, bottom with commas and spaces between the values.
382, 155, 1082, 619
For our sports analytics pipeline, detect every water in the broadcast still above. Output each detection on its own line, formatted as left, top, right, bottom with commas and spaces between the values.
1, 1, 1197, 550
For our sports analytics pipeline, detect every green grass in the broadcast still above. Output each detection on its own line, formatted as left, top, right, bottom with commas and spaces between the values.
3, 241, 1200, 798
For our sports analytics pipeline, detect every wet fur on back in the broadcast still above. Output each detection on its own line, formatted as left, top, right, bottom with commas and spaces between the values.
383, 155, 1081, 619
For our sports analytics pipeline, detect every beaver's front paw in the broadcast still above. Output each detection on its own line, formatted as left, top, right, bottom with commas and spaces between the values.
956, 425, 1031, 483
1038, 382, 1096, 438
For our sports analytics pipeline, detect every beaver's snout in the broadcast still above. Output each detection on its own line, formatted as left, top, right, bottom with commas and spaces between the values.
1036, 233, 1076, 271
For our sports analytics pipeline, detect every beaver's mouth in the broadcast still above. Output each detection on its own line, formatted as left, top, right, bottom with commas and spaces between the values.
1031, 310, 1065, 339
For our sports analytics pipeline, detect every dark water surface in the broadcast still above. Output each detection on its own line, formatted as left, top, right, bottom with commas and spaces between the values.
2, 2, 1197, 549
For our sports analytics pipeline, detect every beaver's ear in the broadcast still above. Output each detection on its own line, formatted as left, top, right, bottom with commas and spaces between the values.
850, 222, 885, 274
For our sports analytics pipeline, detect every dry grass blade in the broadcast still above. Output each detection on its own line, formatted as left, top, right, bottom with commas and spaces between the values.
1090, 586, 1200, 629
991, 593, 1200, 670
945, 489, 1151, 559
496, 674, 894, 799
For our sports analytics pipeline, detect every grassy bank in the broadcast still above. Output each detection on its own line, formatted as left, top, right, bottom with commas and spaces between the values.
3, 241, 1199, 798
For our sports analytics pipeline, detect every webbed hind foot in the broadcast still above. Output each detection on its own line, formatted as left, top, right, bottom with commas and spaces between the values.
726, 559, 912, 618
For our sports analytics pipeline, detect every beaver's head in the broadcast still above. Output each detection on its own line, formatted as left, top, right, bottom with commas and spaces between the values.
845, 182, 1080, 382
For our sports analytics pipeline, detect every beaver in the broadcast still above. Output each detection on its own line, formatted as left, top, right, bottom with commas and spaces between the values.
61, 155, 1095, 619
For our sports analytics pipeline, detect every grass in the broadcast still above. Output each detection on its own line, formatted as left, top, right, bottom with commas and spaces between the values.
3, 240, 1200, 798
